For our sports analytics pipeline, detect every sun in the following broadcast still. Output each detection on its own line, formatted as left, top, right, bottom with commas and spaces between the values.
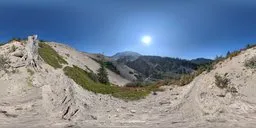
141, 35, 152, 45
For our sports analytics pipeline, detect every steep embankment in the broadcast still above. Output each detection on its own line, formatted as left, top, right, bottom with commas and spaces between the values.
47, 42, 130, 86
0, 39, 256, 128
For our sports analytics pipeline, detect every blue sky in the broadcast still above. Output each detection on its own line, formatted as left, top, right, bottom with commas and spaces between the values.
1, 0, 256, 59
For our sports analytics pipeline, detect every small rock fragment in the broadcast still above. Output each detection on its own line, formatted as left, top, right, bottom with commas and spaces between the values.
90, 115, 97, 120
130, 110, 136, 113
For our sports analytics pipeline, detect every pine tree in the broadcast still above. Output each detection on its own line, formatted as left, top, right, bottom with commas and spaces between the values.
97, 60, 109, 84
226, 51, 231, 57
246, 44, 252, 49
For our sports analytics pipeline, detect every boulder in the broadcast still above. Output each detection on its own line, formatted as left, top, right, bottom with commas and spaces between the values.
12, 50, 23, 58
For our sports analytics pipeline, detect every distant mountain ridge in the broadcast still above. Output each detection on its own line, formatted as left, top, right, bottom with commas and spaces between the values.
111, 51, 141, 61
125, 56, 198, 81
191, 58, 213, 65
108, 51, 213, 81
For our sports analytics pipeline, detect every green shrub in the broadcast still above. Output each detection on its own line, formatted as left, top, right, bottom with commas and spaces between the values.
39, 39, 48, 42
245, 44, 256, 49
226, 51, 231, 57
10, 45, 17, 53
215, 74, 229, 89
63, 65, 160, 100
0, 55, 8, 72
229, 87, 238, 93
245, 56, 256, 69
178, 74, 195, 86
228, 50, 241, 60
38, 43, 67, 69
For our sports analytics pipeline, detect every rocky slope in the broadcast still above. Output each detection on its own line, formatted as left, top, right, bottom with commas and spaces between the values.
0, 37, 256, 128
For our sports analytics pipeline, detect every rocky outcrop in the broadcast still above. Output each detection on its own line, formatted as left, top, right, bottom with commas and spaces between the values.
4, 35, 40, 69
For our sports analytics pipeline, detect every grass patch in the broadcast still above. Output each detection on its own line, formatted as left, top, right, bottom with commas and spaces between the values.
38, 43, 68, 69
63, 65, 160, 100
88, 71, 99, 82
125, 82, 146, 87
26, 77, 33, 87
27, 68, 35, 76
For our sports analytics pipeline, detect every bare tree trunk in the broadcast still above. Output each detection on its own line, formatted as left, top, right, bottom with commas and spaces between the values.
25, 35, 39, 69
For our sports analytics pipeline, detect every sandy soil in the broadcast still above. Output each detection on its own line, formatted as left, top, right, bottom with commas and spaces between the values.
0, 41, 256, 128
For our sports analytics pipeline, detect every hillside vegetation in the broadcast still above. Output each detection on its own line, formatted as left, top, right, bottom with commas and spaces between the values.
38, 42, 68, 68
63, 65, 161, 100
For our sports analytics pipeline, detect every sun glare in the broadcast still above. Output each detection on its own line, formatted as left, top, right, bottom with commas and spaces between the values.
141, 36, 152, 45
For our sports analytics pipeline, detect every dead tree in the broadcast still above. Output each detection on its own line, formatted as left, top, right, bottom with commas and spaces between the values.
25, 35, 39, 69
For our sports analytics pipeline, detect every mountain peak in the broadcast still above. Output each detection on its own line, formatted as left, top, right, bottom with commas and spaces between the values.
111, 51, 141, 61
